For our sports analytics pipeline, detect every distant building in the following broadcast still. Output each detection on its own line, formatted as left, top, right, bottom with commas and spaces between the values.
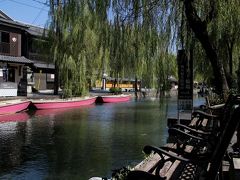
0, 10, 54, 96
95, 77, 140, 92
25, 24, 55, 91
0, 10, 32, 96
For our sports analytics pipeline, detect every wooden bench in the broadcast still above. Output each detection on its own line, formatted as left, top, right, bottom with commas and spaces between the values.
127, 98, 240, 180
131, 111, 212, 179
132, 143, 195, 179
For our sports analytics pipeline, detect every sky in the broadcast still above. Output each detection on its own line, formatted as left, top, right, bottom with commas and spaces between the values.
0, 0, 49, 27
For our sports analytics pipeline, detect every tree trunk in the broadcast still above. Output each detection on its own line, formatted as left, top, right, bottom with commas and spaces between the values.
228, 44, 233, 76
54, 63, 59, 95
135, 77, 138, 98
226, 41, 234, 88
237, 59, 240, 93
156, 79, 160, 98
117, 73, 119, 88
113, 78, 117, 88
53, 0, 61, 95
139, 80, 142, 98
184, 0, 229, 95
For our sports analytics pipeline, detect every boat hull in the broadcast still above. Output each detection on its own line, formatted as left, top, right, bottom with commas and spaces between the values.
32, 97, 96, 110
97, 95, 131, 103
34, 104, 95, 117
0, 101, 31, 115
0, 112, 30, 123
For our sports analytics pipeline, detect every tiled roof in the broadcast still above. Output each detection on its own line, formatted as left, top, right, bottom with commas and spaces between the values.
0, 10, 12, 20
26, 25, 48, 37
0, 10, 48, 37
34, 62, 55, 69
0, 55, 33, 64
0, 17, 28, 29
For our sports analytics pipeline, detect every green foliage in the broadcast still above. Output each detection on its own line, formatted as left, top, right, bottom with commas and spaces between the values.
115, 0, 240, 94
112, 167, 131, 180
109, 87, 122, 94
208, 94, 225, 106
47, 0, 240, 97
48, 0, 110, 98
47, 0, 178, 97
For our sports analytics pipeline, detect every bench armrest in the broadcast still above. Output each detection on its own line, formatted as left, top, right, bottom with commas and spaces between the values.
193, 110, 218, 119
173, 124, 211, 136
143, 145, 190, 162
209, 103, 225, 110
168, 128, 205, 141
143, 145, 209, 164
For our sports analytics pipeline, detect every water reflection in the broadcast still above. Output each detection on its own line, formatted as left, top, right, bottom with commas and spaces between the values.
33, 104, 96, 118
0, 97, 204, 179
0, 112, 29, 123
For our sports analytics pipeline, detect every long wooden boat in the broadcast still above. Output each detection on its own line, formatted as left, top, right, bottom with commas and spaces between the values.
97, 94, 131, 103
31, 96, 97, 110
34, 104, 95, 117
0, 100, 31, 115
0, 111, 30, 123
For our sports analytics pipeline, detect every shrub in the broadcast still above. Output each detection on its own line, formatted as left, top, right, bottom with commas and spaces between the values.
109, 87, 122, 94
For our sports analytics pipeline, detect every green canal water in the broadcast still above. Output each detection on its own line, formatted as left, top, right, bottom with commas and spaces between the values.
0, 97, 204, 179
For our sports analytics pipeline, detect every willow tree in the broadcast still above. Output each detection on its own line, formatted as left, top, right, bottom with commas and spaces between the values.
182, 0, 240, 94
141, 1, 175, 95
48, 0, 179, 97
111, 1, 139, 97
109, 14, 125, 85
182, 1, 228, 96
215, 0, 240, 87
48, 1, 84, 97
111, 0, 177, 97
48, 0, 109, 97
112, 0, 240, 97
93, 0, 111, 84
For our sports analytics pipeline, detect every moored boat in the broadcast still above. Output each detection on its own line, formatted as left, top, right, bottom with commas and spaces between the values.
97, 94, 131, 103
34, 104, 95, 117
0, 111, 30, 123
31, 96, 97, 110
0, 100, 31, 115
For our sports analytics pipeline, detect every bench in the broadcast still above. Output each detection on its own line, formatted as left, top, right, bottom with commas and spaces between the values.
126, 97, 240, 180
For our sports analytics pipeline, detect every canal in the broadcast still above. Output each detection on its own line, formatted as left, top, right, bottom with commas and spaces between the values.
0, 97, 204, 179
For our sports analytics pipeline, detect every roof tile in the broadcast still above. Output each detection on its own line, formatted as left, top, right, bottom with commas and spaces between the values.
0, 55, 33, 64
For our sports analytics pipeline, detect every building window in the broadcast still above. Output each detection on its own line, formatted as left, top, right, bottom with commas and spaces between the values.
0, 31, 10, 43
0, 31, 10, 54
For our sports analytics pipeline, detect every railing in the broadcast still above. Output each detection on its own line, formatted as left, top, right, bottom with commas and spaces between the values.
0, 42, 10, 55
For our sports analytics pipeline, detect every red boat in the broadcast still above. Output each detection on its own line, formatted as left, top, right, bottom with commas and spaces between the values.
97, 94, 131, 103
34, 104, 95, 117
0, 111, 30, 123
31, 96, 97, 110
0, 100, 31, 115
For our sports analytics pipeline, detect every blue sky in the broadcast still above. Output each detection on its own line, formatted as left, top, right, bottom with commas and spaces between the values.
0, 0, 49, 27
